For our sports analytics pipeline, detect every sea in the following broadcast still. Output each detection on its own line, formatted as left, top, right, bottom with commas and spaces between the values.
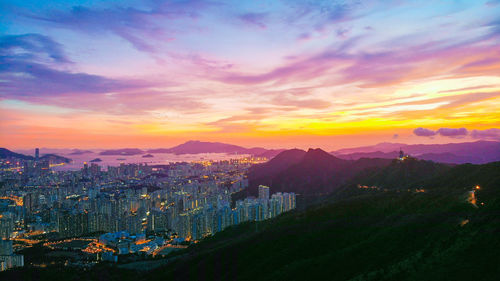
14, 149, 250, 171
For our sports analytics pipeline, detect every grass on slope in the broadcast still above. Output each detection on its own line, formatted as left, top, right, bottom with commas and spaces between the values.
2, 162, 499, 281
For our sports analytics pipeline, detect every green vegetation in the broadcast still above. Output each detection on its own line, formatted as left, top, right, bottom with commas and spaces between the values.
2, 161, 499, 281
349, 157, 451, 190
147, 161, 500, 281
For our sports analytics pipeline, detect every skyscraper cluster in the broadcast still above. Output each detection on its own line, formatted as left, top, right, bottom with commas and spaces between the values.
0, 239, 23, 271
177, 185, 296, 240
0, 152, 296, 266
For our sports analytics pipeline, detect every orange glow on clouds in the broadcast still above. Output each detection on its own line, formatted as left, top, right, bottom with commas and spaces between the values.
1, 1, 499, 150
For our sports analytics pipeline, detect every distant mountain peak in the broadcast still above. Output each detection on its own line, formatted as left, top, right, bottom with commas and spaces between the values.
332, 140, 500, 164
0, 148, 33, 160
306, 148, 329, 154
304, 148, 340, 162
148, 140, 283, 158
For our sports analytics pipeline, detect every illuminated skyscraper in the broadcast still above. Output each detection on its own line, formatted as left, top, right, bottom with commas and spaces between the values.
258, 185, 270, 201
0, 214, 14, 239
0, 239, 13, 256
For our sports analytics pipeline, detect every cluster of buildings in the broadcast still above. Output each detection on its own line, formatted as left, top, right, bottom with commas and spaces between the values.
0, 239, 23, 271
0, 149, 296, 267
176, 185, 295, 240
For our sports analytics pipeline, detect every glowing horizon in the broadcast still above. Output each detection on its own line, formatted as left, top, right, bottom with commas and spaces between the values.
1, 1, 500, 150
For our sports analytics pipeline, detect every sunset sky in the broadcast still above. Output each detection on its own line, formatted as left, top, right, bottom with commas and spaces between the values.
1, 0, 500, 150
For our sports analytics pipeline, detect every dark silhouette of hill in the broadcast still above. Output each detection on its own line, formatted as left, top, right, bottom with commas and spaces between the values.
248, 148, 306, 179
5, 161, 499, 281
39, 154, 71, 164
147, 140, 283, 157
0, 148, 33, 160
254, 149, 286, 159
142, 161, 500, 281
247, 148, 393, 196
148, 140, 247, 154
0, 148, 71, 163
418, 152, 484, 164
350, 157, 452, 190
337, 150, 487, 164
335, 150, 400, 160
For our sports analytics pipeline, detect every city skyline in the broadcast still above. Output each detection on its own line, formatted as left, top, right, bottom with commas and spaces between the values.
2, 1, 500, 279
1, 1, 500, 150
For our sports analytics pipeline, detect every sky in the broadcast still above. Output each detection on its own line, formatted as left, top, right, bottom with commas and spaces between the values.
1, 0, 500, 150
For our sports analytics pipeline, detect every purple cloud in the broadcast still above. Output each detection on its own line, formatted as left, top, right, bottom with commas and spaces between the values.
436, 127, 468, 137
297, 32, 312, 41
414, 127, 500, 140
0, 33, 207, 115
217, 41, 353, 85
413, 127, 436, 137
238, 12, 268, 29
486, 0, 500, 7
271, 96, 331, 109
470, 128, 500, 140
0, 34, 148, 98
24, 1, 217, 52
0, 60, 146, 97
0, 33, 70, 63
293, 1, 358, 33
217, 31, 500, 88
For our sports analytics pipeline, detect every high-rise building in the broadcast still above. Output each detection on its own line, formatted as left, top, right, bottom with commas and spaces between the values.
0, 214, 14, 239
82, 162, 89, 176
23, 194, 34, 216
0, 240, 13, 256
90, 163, 100, 176
258, 185, 270, 201
35, 148, 39, 161
0, 239, 23, 271
57, 210, 89, 238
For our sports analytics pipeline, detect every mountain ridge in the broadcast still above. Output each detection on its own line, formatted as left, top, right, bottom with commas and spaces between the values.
246, 148, 395, 197
147, 140, 284, 157
0, 148, 71, 163
332, 140, 500, 164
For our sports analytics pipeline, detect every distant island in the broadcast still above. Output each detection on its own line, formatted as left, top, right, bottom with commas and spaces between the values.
147, 140, 282, 158
69, 149, 93, 155
89, 158, 102, 162
40, 154, 72, 164
102, 139, 500, 164
142, 154, 154, 158
116, 158, 126, 161
99, 148, 144, 156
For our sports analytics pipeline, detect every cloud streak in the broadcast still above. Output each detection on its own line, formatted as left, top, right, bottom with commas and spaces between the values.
413, 127, 437, 137
414, 127, 500, 140
0, 33, 71, 63
1, 1, 500, 148
470, 128, 500, 140
23, 1, 218, 52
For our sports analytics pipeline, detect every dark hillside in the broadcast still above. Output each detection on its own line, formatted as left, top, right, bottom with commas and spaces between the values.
3, 161, 500, 281
247, 148, 393, 197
